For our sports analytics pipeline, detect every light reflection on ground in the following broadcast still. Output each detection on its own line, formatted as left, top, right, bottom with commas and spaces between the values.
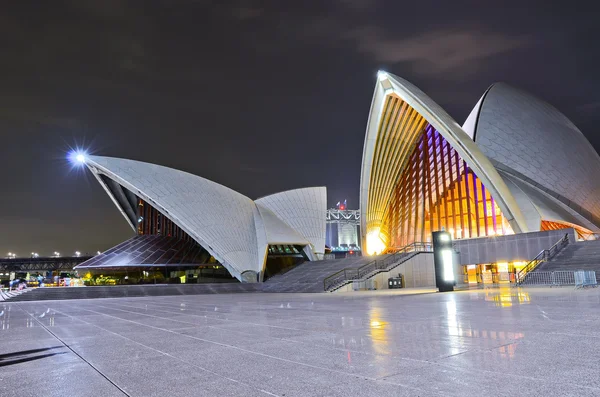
0, 287, 599, 396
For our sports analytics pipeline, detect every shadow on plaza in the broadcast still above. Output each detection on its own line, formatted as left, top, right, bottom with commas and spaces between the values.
0, 346, 67, 367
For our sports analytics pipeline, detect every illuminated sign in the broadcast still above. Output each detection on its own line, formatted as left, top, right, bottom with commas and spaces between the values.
432, 231, 455, 292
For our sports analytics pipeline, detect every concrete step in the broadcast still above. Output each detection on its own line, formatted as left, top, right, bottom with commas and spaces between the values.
261, 254, 392, 293
8, 284, 260, 301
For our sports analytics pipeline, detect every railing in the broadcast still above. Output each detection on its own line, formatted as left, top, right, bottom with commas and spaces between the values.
352, 279, 376, 291
384, 242, 433, 263
575, 271, 598, 288
356, 242, 431, 279
322, 267, 362, 292
518, 270, 598, 287
322, 242, 433, 291
516, 233, 570, 285
519, 271, 575, 286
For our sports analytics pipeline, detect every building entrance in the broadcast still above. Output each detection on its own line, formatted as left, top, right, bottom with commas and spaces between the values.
462, 261, 528, 285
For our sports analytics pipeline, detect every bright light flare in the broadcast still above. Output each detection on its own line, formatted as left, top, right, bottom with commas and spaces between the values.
377, 70, 388, 82
68, 150, 88, 165
366, 229, 386, 256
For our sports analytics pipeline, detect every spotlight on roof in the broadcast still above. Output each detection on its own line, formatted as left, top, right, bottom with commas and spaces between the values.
68, 150, 88, 165
377, 70, 388, 82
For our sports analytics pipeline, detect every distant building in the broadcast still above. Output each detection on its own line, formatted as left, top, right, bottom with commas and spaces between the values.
326, 205, 360, 253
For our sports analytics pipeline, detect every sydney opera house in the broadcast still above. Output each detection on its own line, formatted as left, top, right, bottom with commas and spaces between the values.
74, 70, 600, 284
361, 72, 600, 255
74, 155, 326, 283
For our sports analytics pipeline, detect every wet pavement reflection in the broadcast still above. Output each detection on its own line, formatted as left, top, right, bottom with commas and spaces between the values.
1, 287, 600, 396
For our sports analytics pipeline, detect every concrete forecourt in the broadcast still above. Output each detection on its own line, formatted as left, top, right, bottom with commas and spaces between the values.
2, 287, 600, 396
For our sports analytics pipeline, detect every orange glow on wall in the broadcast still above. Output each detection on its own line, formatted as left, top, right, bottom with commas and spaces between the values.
383, 126, 513, 250
541, 220, 595, 241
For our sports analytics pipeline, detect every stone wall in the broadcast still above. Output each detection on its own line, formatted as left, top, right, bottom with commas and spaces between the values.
452, 228, 575, 265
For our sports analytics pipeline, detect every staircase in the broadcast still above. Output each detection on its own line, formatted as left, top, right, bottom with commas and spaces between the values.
261, 255, 390, 293
537, 239, 600, 273
323, 252, 417, 292
516, 233, 570, 284
322, 242, 434, 292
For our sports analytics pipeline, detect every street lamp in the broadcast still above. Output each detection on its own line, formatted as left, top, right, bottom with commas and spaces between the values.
7, 252, 16, 259
54, 251, 60, 257
75, 251, 81, 257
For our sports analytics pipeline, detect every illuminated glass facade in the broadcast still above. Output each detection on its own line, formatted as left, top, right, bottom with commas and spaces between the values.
385, 125, 514, 249
362, 87, 518, 255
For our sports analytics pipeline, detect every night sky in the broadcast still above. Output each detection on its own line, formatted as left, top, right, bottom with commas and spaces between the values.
1, 1, 599, 256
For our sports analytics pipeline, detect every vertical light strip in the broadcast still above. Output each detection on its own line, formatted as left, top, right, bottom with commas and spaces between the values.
425, 130, 436, 238
433, 132, 443, 232
454, 150, 465, 239
481, 183, 489, 236
491, 197, 498, 234
471, 168, 480, 237
419, 139, 427, 243
463, 161, 473, 239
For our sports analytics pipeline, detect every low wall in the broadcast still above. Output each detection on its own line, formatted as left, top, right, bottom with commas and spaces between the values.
452, 229, 575, 265
334, 253, 435, 292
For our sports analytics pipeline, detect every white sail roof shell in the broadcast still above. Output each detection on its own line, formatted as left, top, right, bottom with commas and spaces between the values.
470, 83, 600, 229
256, 187, 327, 255
85, 155, 326, 280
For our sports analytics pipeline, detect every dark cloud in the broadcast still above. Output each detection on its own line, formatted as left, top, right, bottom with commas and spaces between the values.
0, 0, 598, 255
578, 102, 600, 112
344, 28, 532, 75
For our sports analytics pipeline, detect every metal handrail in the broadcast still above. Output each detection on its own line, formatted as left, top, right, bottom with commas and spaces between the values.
356, 242, 431, 279
322, 242, 434, 291
516, 233, 569, 284
357, 251, 420, 280
322, 267, 362, 291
